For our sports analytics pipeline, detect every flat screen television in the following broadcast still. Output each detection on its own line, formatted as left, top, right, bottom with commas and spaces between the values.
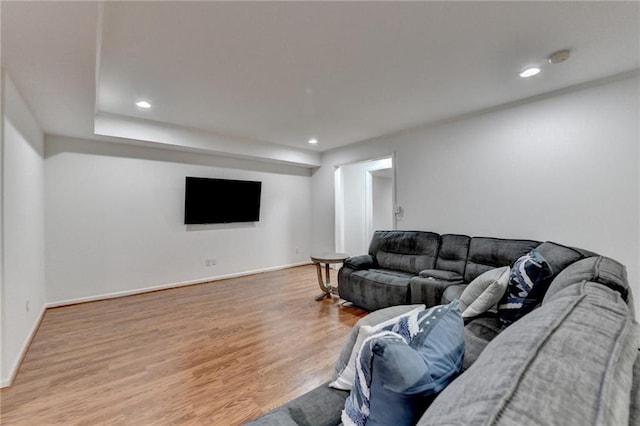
184, 177, 262, 224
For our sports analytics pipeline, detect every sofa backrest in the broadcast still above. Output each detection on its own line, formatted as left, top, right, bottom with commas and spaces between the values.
368, 230, 440, 274
543, 256, 632, 314
364, 231, 607, 290
464, 237, 539, 283
534, 241, 585, 280
435, 234, 470, 276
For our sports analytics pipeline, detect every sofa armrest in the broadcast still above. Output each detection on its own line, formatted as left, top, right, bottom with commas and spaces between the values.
243, 381, 348, 426
243, 410, 299, 425
409, 276, 463, 307
344, 254, 376, 270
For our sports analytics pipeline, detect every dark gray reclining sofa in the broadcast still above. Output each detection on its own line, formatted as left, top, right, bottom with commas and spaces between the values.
338, 230, 597, 311
245, 232, 638, 425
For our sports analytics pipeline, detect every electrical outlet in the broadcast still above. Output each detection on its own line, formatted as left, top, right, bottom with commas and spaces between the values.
295, 247, 299, 254
206, 259, 212, 267
26, 300, 30, 312
211, 258, 217, 266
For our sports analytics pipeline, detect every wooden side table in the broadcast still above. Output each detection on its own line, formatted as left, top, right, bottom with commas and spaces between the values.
310, 252, 349, 301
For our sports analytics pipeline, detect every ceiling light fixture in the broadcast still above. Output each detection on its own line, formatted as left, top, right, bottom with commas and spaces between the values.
308, 138, 318, 145
519, 67, 541, 78
548, 49, 571, 64
136, 100, 151, 108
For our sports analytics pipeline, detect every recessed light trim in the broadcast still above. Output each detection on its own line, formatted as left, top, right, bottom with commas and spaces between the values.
136, 100, 151, 108
548, 49, 570, 64
308, 138, 318, 145
519, 67, 541, 78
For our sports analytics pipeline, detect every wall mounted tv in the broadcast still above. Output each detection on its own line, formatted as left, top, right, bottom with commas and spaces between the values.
184, 177, 262, 224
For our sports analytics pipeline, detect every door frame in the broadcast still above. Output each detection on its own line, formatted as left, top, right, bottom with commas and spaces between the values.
334, 153, 396, 254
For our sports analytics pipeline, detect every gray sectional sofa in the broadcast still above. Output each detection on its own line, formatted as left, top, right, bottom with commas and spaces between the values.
245, 231, 638, 426
337, 230, 599, 311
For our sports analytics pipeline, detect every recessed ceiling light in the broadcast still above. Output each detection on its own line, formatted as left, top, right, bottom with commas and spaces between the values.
519, 67, 541, 78
548, 49, 570, 64
308, 138, 318, 145
136, 100, 151, 108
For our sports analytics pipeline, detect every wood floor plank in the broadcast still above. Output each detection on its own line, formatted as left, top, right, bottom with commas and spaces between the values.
0, 265, 366, 425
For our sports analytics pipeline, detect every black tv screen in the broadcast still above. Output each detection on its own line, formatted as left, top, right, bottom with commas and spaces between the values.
184, 177, 262, 224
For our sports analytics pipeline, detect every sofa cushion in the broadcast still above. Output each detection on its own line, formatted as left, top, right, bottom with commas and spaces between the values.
459, 266, 510, 318
435, 234, 470, 275
543, 255, 630, 305
535, 241, 583, 278
331, 304, 425, 390
340, 269, 414, 311
343, 301, 464, 426
368, 230, 440, 274
409, 276, 460, 308
377, 251, 435, 275
418, 281, 640, 426
243, 410, 299, 426
418, 269, 464, 281
441, 284, 466, 305
333, 304, 426, 383
282, 382, 350, 426
244, 381, 349, 426
462, 315, 505, 370
497, 249, 553, 325
464, 237, 539, 283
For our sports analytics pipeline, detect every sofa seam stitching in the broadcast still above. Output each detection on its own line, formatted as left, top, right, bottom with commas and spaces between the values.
487, 286, 587, 425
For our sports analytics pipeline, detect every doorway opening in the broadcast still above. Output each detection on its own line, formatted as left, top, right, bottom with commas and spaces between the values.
335, 155, 395, 256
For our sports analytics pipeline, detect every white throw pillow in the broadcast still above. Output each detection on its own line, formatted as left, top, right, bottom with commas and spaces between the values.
329, 305, 425, 390
459, 266, 510, 318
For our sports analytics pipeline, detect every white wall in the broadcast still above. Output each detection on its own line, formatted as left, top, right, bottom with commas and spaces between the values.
45, 136, 312, 305
316, 73, 640, 319
1, 73, 47, 386
340, 162, 368, 255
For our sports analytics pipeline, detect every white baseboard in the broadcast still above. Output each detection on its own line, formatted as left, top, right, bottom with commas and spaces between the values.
0, 304, 47, 388
46, 261, 312, 308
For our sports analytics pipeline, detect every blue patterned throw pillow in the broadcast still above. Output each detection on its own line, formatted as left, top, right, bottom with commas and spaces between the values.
342, 300, 464, 426
497, 249, 553, 325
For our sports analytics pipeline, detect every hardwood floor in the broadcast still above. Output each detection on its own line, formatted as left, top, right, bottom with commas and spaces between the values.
0, 265, 367, 425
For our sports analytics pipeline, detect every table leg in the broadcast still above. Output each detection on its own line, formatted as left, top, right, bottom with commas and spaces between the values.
325, 263, 331, 285
314, 262, 337, 301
